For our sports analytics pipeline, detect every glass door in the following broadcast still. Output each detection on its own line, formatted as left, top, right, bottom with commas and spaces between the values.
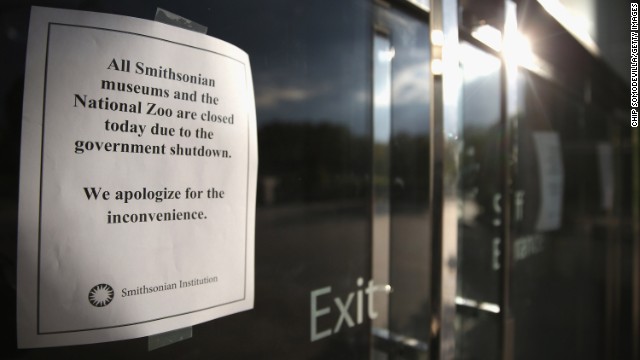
455, 40, 503, 360
371, 2, 432, 358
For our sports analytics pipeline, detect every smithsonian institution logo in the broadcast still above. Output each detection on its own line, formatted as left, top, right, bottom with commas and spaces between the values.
87, 276, 218, 307
88, 284, 115, 307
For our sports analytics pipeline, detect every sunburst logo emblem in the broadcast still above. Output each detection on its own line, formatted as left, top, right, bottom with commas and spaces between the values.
88, 284, 114, 307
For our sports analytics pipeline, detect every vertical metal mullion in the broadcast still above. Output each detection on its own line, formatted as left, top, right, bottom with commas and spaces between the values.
429, 0, 459, 358
500, 2, 518, 360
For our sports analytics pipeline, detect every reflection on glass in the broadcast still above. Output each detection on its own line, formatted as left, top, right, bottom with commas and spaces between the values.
470, 24, 502, 52
372, 33, 392, 334
409, 0, 430, 10
456, 42, 502, 360
378, 5, 431, 353
372, 6, 431, 354
511, 69, 611, 360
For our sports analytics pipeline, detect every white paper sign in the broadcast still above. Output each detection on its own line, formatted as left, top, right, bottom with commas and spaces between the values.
532, 131, 564, 231
17, 7, 257, 348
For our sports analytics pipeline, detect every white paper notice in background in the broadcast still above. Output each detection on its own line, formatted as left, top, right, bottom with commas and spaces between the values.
532, 132, 564, 231
597, 143, 614, 211
17, 7, 257, 348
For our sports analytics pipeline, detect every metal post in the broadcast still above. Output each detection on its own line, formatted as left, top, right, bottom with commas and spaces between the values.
500, 2, 519, 360
429, 0, 460, 358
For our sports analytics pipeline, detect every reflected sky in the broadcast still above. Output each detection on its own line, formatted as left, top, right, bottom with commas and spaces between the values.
459, 42, 501, 131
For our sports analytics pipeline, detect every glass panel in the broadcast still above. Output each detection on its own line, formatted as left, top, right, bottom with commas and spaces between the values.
372, 4, 431, 358
385, 12, 431, 348
455, 41, 502, 360
511, 70, 610, 360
